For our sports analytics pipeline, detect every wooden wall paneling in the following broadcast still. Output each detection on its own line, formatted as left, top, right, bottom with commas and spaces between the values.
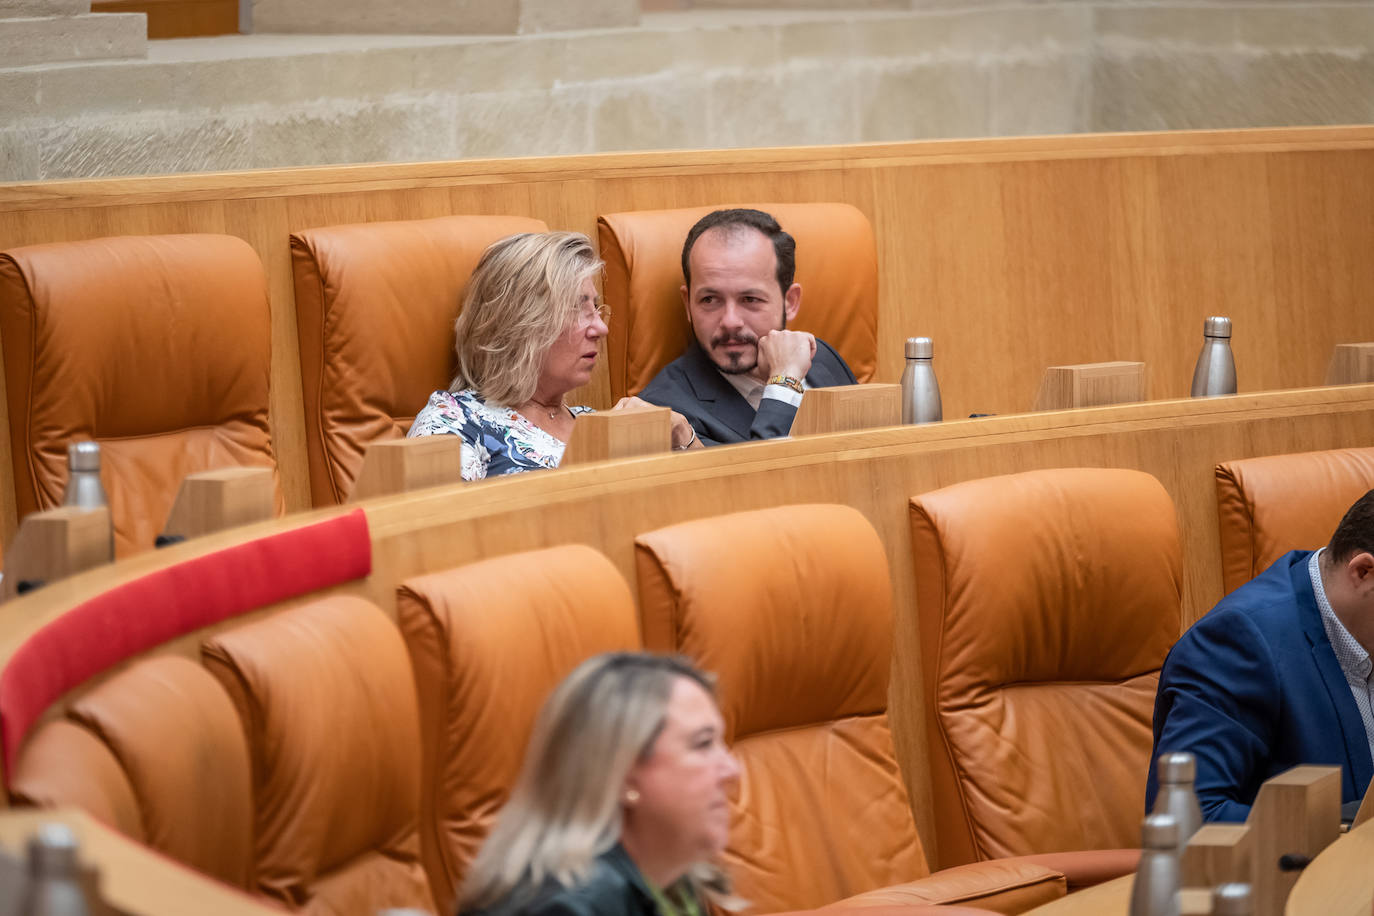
999, 158, 1127, 407
1153, 151, 1278, 397
1265, 150, 1374, 392
874, 160, 1014, 420
223, 194, 310, 511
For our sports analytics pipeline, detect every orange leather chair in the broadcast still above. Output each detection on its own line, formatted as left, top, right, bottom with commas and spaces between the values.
597, 203, 879, 401
203, 596, 435, 914
0, 234, 281, 556
908, 468, 1182, 882
635, 504, 1067, 914
291, 214, 547, 505
395, 545, 641, 915
1215, 446, 1374, 594
10, 656, 256, 892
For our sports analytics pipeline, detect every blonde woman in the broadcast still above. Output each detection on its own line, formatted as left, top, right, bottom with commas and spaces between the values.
408, 232, 699, 480
459, 653, 740, 916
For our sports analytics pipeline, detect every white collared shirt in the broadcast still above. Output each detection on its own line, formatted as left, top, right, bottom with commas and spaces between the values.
719, 371, 807, 411
1309, 548, 1374, 767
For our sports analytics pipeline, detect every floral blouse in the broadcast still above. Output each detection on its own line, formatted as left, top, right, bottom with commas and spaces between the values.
407, 389, 593, 481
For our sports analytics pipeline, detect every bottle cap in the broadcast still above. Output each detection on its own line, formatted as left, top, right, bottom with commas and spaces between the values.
1157, 751, 1195, 783
905, 337, 933, 359
28, 822, 79, 874
67, 441, 101, 473
1141, 812, 1179, 849
1203, 316, 1232, 338
1212, 883, 1252, 916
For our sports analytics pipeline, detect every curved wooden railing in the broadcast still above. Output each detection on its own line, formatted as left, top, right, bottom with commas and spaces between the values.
3, 383, 1372, 862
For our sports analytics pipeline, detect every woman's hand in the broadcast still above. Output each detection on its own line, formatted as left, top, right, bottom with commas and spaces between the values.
613, 397, 700, 450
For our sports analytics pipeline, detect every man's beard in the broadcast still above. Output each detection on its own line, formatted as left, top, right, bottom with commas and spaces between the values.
709, 330, 759, 375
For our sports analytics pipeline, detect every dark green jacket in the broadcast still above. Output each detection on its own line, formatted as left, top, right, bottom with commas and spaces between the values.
462, 846, 666, 916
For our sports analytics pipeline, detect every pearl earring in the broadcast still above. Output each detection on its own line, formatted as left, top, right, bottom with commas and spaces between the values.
624, 789, 640, 805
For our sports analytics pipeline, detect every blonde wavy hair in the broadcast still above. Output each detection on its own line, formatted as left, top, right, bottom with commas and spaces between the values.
450, 231, 603, 406
459, 653, 736, 912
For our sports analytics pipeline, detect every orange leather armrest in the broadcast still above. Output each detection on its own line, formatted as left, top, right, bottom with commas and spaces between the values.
824, 859, 1066, 914
1009, 848, 1140, 892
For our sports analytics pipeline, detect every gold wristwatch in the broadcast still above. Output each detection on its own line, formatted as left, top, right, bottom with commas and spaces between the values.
766, 375, 805, 394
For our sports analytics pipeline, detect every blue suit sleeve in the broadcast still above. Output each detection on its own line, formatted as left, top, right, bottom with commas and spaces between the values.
1150, 610, 1280, 823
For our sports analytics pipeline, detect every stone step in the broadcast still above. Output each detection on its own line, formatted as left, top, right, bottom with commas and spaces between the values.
251, 0, 638, 35
0, 0, 90, 19
0, 12, 145, 68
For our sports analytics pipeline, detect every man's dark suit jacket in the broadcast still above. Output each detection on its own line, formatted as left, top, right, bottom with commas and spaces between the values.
638, 337, 857, 446
1147, 550, 1373, 822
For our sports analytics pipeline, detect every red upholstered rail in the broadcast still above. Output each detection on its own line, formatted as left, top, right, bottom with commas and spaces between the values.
0, 508, 372, 780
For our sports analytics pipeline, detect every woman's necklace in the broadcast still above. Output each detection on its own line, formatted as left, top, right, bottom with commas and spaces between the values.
526, 396, 567, 420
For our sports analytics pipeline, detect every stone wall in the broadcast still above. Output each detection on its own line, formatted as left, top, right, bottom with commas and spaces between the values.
3, 2, 1374, 182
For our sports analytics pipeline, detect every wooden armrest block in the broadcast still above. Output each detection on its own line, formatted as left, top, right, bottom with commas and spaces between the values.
163, 467, 275, 540
2, 506, 112, 601
1182, 824, 1254, 888
350, 435, 462, 501
1180, 888, 1216, 915
790, 383, 901, 436
562, 406, 671, 466
1033, 361, 1146, 411
1326, 343, 1374, 385
1246, 765, 1342, 916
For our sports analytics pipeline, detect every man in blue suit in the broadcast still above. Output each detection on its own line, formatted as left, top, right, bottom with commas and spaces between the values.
639, 209, 856, 447
1147, 489, 1374, 821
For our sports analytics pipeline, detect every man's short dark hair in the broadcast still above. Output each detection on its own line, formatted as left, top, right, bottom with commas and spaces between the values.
1327, 488, 1374, 562
681, 208, 796, 297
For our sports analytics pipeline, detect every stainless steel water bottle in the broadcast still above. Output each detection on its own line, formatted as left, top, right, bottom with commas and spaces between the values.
1129, 813, 1181, 916
22, 823, 91, 916
1189, 316, 1237, 397
1152, 751, 1203, 852
62, 440, 114, 562
62, 442, 108, 511
1212, 883, 1252, 916
900, 337, 942, 424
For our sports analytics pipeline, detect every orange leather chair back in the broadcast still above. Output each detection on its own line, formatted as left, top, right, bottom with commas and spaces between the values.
396, 545, 641, 915
203, 596, 434, 914
0, 234, 280, 556
1216, 446, 1374, 594
635, 504, 928, 913
10, 656, 255, 889
598, 203, 879, 400
290, 215, 548, 505
908, 468, 1182, 869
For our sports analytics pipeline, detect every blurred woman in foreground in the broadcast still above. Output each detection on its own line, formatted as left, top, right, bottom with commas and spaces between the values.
409, 232, 698, 480
458, 653, 740, 916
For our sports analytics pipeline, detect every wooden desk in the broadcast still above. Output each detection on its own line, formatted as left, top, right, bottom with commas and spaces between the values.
0, 807, 281, 915
1024, 874, 1133, 915
1024, 875, 1217, 916
1285, 817, 1374, 916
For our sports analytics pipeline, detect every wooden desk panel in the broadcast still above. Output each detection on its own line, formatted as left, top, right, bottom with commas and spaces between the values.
2, 384, 1371, 861
1285, 818, 1374, 916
